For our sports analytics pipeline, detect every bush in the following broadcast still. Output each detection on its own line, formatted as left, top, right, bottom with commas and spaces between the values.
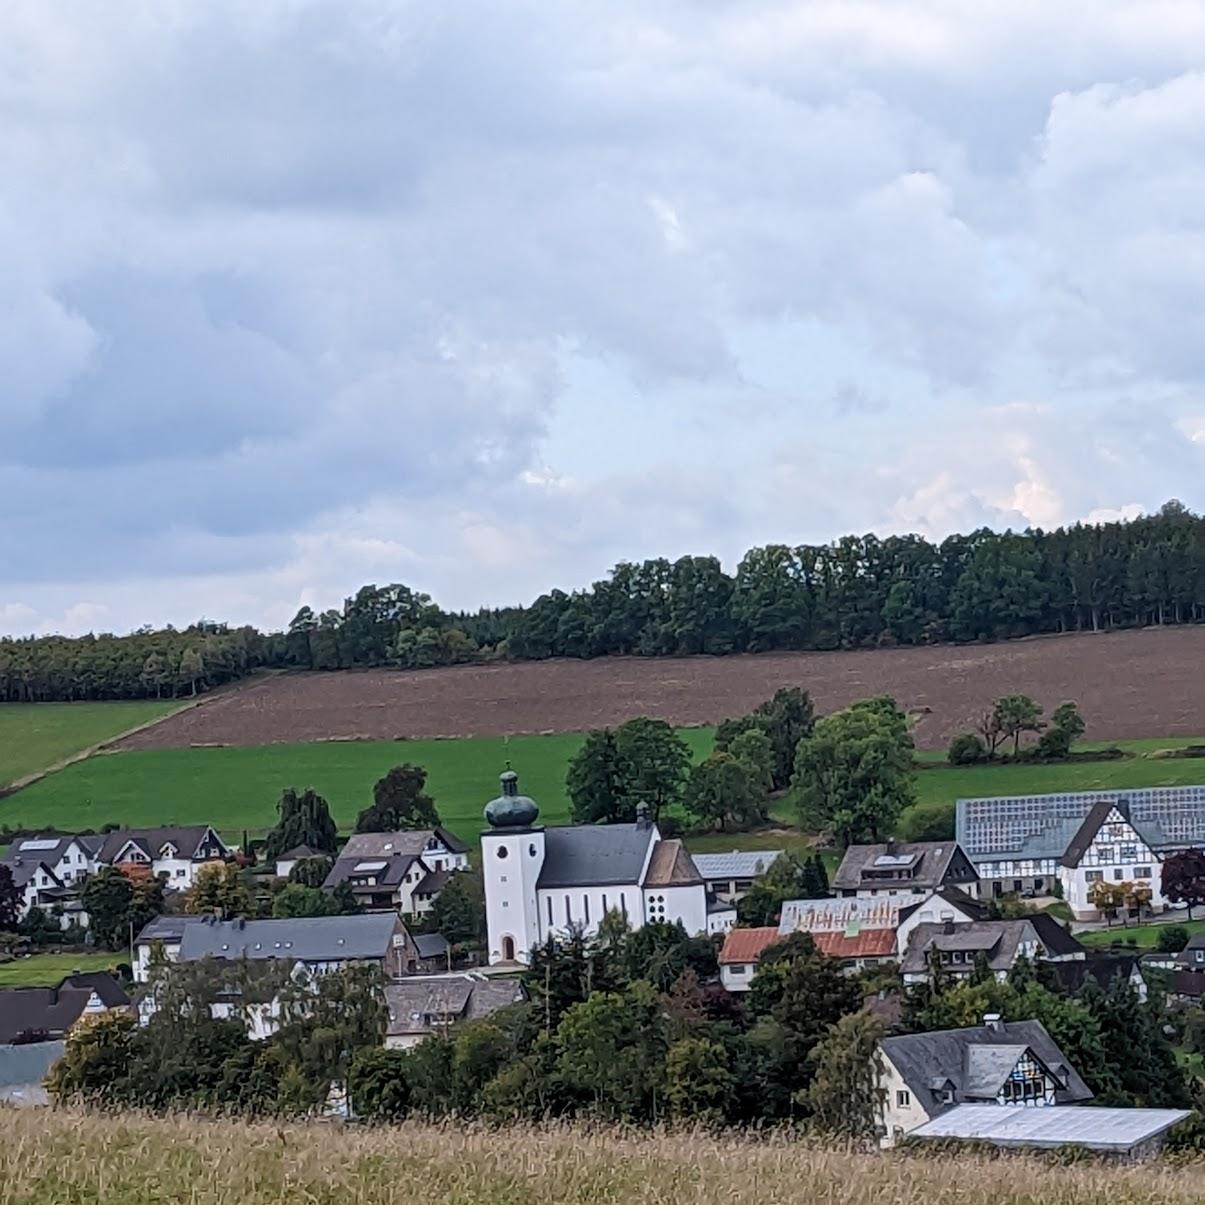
1035, 727, 1072, 760
947, 732, 988, 765
896, 800, 955, 842
1158, 924, 1190, 954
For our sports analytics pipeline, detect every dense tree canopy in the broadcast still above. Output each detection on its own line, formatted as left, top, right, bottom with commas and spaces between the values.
263, 788, 339, 860
5, 504, 1204, 701
355, 764, 440, 833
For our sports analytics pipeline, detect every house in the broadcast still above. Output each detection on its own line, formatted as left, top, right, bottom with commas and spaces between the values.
412, 932, 452, 973
168, 913, 418, 978
956, 785, 1205, 906
1170, 932, 1205, 1001
481, 769, 736, 966
906, 1105, 1191, 1159
691, 850, 784, 903
894, 887, 989, 954
132, 914, 212, 982
899, 915, 1086, 986
383, 974, 527, 1049
834, 841, 980, 899
1173, 930, 1205, 971
322, 828, 469, 916
1059, 802, 1165, 920
0, 972, 131, 1044
0, 1040, 65, 1106
718, 927, 781, 992
2, 835, 102, 890
96, 826, 231, 889
877, 1015, 1093, 1145
273, 845, 323, 878
1046, 954, 1148, 1002
2, 858, 67, 921
779, 896, 902, 970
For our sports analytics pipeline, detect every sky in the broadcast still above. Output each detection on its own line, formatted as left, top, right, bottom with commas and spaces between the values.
4, 1, 1205, 637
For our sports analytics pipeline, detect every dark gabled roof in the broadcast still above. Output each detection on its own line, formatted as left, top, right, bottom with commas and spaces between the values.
833, 842, 975, 892
414, 933, 450, 960
536, 823, 657, 888
1047, 955, 1142, 995
1026, 912, 1087, 957
881, 1020, 1092, 1112
177, 913, 401, 963
1173, 932, 1205, 968
0, 974, 129, 1044
3, 836, 85, 866
384, 976, 525, 1036
1172, 969, 1205, 999
897, 887, 990, 926
323, 854, 417, 893
98, 826, 227, 864
275, 845, 321, 862
56, 973, 130, 1009
414, 868, 453, 897
134, 914, 210, 945
1061, 801, 1126, 868
338, 827, 468, 859
644, 840, 703, 887
1, 860, 58, 890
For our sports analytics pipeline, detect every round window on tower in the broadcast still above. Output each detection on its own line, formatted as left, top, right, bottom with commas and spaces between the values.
497, 845, 509, 859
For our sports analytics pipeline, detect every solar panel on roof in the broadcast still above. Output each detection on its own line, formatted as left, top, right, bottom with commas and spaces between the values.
354, 860, 388, 872
18, 839, 62, 851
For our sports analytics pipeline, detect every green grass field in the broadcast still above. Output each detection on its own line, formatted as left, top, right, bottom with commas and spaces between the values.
0, 731, 716, 848
1079, 918, 1205, 950
0, 950, 124, 987
0, 701, 182, 789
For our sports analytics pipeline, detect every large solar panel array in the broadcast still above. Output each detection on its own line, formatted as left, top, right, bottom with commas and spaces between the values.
956, 785, 1205, 861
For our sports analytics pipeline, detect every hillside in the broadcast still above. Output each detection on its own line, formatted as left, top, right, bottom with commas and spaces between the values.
113, 626, 1205, 752
2, 1110, 1201, 1205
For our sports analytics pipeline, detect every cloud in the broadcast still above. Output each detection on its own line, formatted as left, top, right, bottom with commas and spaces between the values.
3, 2, 1205, 634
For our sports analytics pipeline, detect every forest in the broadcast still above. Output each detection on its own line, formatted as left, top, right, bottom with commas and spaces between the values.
2, 501, 1203, 701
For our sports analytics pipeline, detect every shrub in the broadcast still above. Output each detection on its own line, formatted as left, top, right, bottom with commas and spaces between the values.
1158, 924, 1190, 954
947, 732, 988, 765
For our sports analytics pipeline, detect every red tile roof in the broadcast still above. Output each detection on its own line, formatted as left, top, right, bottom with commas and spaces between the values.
719, 927, 781, 965
811, 928, 898, 959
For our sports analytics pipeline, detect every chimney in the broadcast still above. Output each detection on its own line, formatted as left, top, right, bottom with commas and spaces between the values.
984, 1013, 1004, 1034
635, 802, 651, 830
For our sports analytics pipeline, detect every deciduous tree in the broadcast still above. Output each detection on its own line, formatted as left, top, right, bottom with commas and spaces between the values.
356, 764, 440, 833
1162, 848, 1205, 919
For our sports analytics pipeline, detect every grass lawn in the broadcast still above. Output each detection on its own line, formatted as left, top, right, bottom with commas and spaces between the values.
0, 950, 124, 987
1079, 917, 1205, 950
0, 701, 183, 789
0, 730, 716, 851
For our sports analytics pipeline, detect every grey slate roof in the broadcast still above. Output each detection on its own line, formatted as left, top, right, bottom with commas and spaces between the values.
536, 823, 656, 888
177, 914, 400, 963
1174, 932, 1205, 969
339, 828, 467, 858
385, 975, 526, 1037
881, 1019, 1092, 1113
1, 860, 57, 890
1047, 955, 1143, 995
414, 933, 450, 961
3, 836, 80, 866
900, 917, 1086, 976
98, 826, 227, 863
276, 845, 321, 862
691, 850, 784, 881
0, 1040, 64, 1090
0, 974, 129, 1044
414, 868, 453, 897
323, 853, 416, 894
833, 841, 977, 892
135, 914, 210, 945
956, 785, 1205, 865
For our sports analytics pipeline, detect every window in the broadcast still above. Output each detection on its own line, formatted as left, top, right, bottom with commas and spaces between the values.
1113, 868, 1125, 881
602, 893, 608, 913
176, 868, 186, 878
583, 895, 590, 924
620, 892, 627, 917
1085, 871, 1103, 883
564, 895, 572, 925
896, 1090, 911, 1107
1134, 866, 1152, 879
547, 897, 553, 925
497, 845, 509, 860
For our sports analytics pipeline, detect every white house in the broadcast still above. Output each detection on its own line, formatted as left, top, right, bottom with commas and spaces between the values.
480, 770, 734, 965
3, 835, 102, 889
96, 826, 231, 889
322, 828, 470, 916
956, 786, 1205, 903
898, 915, 1087, 985
1059, 802, 1165, 921
877, 1015, 1093, 1146
893, 887, 990, 955
691, 850, 784, 903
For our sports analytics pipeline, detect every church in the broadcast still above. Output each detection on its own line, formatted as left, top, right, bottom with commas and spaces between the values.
481, 769, 736, 965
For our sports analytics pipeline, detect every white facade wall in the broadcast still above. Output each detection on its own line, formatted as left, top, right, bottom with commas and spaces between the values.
483, 829, 545, 965
646, 884, 708, 936
894, 896, 982, 955
878, 1053, 934, 1145
536, 882, 643, 942
720, 963, 755, 992
708, 908, 737, 936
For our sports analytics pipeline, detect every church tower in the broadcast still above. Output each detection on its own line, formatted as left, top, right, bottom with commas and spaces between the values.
480, 768, 545, 965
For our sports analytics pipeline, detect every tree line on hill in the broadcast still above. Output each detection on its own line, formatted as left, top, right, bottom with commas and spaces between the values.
47, 920, 1201, 1135
4, 502, 1204, 701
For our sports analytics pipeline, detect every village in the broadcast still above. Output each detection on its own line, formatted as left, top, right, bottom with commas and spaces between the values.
3, 768, 1204, 1157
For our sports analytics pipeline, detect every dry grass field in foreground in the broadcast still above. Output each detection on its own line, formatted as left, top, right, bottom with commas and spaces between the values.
1, 1111, 1202, 1205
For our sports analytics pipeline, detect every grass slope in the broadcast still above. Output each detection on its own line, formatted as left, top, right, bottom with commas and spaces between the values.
2, 1111, 1202, 1204
0, 730, 716, 847
0, 950, 124, 987
1079, 918, 1205, 950
4, 730, 1204, 853
0, 701, 182, 789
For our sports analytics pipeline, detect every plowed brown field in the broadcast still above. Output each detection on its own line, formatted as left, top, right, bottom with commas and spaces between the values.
113, 626, 1205, 751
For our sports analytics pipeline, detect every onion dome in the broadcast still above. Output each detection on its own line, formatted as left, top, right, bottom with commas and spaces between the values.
484, 767, 539, 828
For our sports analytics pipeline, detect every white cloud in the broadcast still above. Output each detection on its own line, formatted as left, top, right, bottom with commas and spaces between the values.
3, 2, 1205, 633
